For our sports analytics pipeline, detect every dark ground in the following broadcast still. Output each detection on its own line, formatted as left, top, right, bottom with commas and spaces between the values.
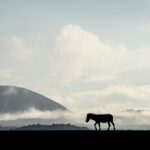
1, 130, 150, 149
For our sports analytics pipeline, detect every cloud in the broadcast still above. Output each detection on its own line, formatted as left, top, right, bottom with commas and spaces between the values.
8, 36, 33, 63
122, 109, 145, 113
54, 84, 150, 115
0, 69, 13, 79
2, 24, 150, 119
53, 24, 124, 84
116, 109, 150, 127
0, 108, 150, 130
0, 108, 88, 127
0, 69, 22, 80
49, 24, 150, 111
53, 24, 150, 87
0, 108, 65, 121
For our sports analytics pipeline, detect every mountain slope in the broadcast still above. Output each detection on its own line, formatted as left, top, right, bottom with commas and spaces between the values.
0, 86, 68, 113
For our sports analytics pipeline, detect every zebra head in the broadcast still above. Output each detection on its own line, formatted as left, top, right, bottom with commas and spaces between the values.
86, 113, 91, 123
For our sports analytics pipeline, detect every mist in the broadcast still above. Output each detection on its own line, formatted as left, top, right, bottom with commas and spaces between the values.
0, 107, 150, 130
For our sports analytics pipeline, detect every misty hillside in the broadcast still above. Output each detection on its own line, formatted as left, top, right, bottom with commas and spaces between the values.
0, 125, 11, 131
0, 86, 68, 113
14, 123, 89, 130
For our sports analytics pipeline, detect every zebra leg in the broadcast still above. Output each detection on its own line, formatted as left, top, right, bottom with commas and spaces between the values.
111, 121, 115, 130
94, 122, 97, 131
98, 123, 101, 130
107, 122, 110, 131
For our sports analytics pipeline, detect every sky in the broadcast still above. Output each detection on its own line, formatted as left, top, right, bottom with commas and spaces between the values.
1, 0, 150, 128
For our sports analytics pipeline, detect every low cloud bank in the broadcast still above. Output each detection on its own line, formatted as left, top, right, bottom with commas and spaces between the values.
0, 108, 150, 130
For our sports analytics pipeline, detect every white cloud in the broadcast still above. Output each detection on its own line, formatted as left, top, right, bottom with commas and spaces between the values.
0, 108, 150, 129
53, 24, 150, 87
2, 24, 150, 121
8, 36, 33, 63
0, 69, 13, 79
95, 85, 150, 99
83, 75, 115, 83
53, 24, 126, 85
0, 108, 65, 121
0, 108, 88, 127
54, 84, 150, 114
0, 69, 22, 80
49, 24, 150, 109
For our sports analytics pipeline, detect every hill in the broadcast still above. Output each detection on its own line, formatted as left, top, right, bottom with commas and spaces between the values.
0, 85, 68, 113
15, 123, 89, 130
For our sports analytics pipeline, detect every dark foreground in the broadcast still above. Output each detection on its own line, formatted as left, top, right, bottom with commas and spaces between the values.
1, 130, 150, 149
